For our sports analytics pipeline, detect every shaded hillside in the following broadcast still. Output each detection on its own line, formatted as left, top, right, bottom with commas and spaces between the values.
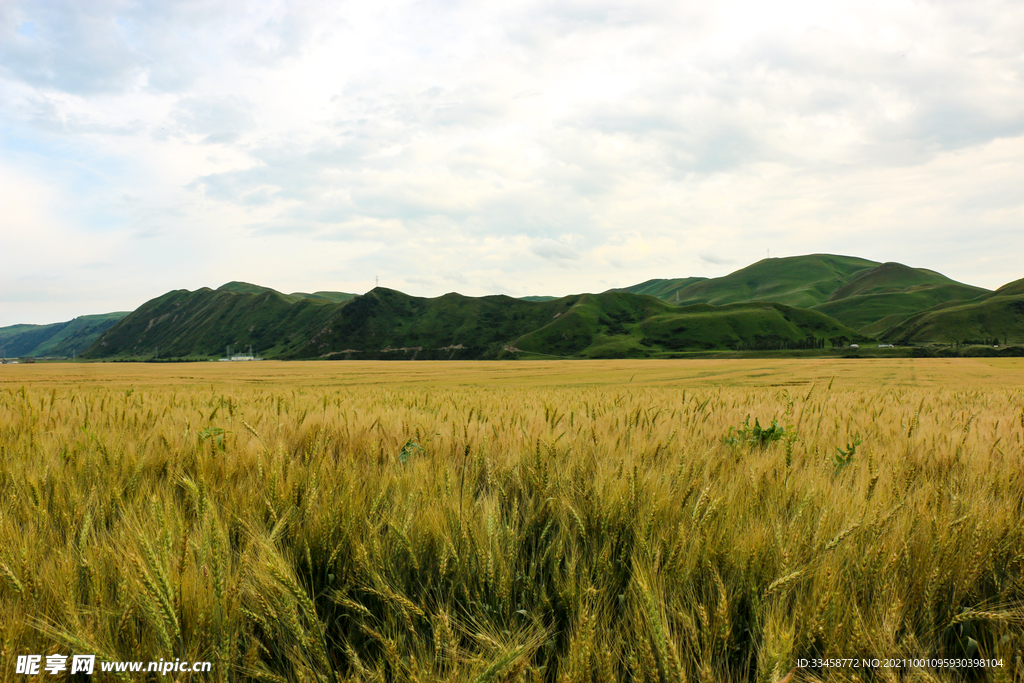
0, 313, 128, 358
292, 289, 865, 359
826, 262, 957, 299
636, 302, 863, 352
609, 277, 708, 301
615, 257, 991, 334
811, 262, 989, 330
53, 254, 1020, 360
291, 288, 584, 359
289, 291, 355, 304
670, 254, 880, 308
218, 281, 355, 304
82, 283, 350, 359
883, 280, 1024, 345
83, 283, 867, 360
509, 291, 684, 358
992, 278, 1024, 297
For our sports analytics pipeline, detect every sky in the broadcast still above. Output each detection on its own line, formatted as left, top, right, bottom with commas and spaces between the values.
1, 0, 1023, 326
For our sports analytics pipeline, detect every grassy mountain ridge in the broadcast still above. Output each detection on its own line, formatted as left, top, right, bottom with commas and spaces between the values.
609, 277, 709, 301
83, 286, 348, 359
84, 285, 866, 360
289, 291, 356, 304
218, 281, 356, 304
621, 257, 991, 333
809, 263, 989, 331
881, 278, 1024, 344
824, 262, 954, 299
293, 288, 585, 359
638, 302, 861, 352
510, 291, 682, 358
59, 255, 1018, 359
0, 312, 128, 358
671, 254, 880, 308
993, 278, 1024, 297
294, 288, 864, 360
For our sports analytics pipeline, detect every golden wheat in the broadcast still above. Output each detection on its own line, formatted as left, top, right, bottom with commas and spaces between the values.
0, 360, 1022, 681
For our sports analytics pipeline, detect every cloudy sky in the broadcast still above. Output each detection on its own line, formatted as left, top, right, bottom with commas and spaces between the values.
2, 0, 1023, 326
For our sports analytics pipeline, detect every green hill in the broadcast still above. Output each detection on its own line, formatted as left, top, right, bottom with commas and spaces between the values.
72, 256, 1018, 359
637, 302, 862, 352
509, 292, 684, 358
670, 254, 880, 308
83, 285, 866, 360
292, 289, 864, 360
615, 257, 990, 333
609, 277, 709, 301
882, 278, 1024, 345
825, 262, 953, 299
0, 312, 129, 358
992, 278, 1024, 297
289, 291, 356, 304
290, 289, 587, 359
82, 285, 350, 359
217, 281, 355, 305
810, 262, 989, 331
512, 297, 863, 357
215, 281, 277, 296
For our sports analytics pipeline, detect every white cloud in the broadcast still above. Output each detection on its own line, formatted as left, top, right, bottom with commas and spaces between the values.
1, 0, 1023, 325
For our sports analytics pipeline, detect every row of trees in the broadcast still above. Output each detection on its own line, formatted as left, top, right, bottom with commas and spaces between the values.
737, 335, 830, 351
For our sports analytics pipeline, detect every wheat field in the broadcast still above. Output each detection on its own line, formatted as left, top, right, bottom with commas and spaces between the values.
1, 360, 1023, 682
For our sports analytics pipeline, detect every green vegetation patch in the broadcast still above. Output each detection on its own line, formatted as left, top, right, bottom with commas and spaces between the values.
0, 312, 129, 358
671, 254, 880, 308
638, 302, 863, 351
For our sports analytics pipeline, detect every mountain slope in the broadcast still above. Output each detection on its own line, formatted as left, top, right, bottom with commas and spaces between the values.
75, 255, 1012, 360
614, 257, 990, 333
291, 289, 608, 359
82, 284, 350, 359
810, 262, 989, 330
290, 289, 865, 359
83, 284, 867, 360
992, 278, 1024, 298
636, 302, 861, 351
670, 254, 881, 308
217, 281, 356, 304
509, 291, 683, 358
882, 278, 1024, 344
0, 313, 129, 358
289, 291, 356, 304
825, 262, 959, 299
609, 277, 709, 301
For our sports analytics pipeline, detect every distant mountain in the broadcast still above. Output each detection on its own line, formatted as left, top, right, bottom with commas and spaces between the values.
217, 281, 356, 304
619, 256, 991, 333
51, 255, 1019, 360
0, 312, 128, 358
810, 262, 989, 331
636, 302, 862, 352
609, 277, 709, 301
84, 284, 864, 360
285, 288, 864, 359
992, 278, 1024, 297
881, 278, 1024, 345
82, 282, 354, 359
670, 254, 880, 308
289, 291, 356, 304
